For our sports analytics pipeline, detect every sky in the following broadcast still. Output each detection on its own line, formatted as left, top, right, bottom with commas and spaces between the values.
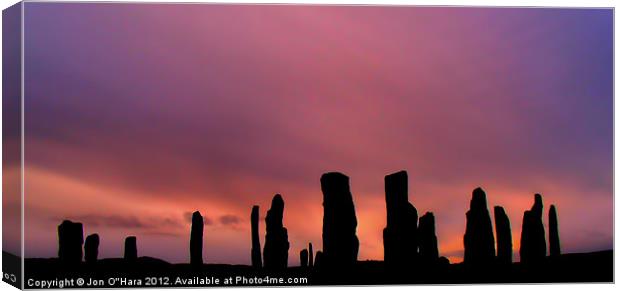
12, 3, 613, 265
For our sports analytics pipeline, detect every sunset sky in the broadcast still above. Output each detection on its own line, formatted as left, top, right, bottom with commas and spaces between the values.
13, 3, 612, 265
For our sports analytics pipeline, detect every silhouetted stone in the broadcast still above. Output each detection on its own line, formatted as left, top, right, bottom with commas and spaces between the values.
300, 249, 309, 267
251, 205, 262, 268
531, 193, 543, 216
463, 187, 495, 266
438, 256, 450, 267
263, 194, 289, 269
84, 234, 100, 264
520, 194, 546, 264
321, 172, 359, 268
314, 251, 323, 268
58, 220, 84, 265
308, 243, 314, 267
493, 206, 512, 264
190, 211, 203, 266
383, 171, 418, 268
419, 212, 438, 262
549, 204, 561, 257
124, 236, 137, 261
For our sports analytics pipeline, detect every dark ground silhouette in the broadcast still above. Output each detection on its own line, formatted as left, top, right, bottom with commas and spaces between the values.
23, 250, 613, 286
21, 170, 614, 286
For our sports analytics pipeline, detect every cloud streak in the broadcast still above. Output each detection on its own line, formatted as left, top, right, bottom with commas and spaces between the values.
59, 214, 184, 230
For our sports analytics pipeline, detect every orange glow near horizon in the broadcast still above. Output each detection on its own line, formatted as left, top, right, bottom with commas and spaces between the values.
21, 163, 612, 265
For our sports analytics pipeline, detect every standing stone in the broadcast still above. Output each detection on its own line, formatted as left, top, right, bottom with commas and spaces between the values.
124, 236, 137, 261
263, 194, 289, 269
251, 205, 262, 268
520, 194, 546, 264
438, 256, 450, 267
321, 172, 359, 268
58, 220, 84, 264
84, 233, 100, 264
418, 212, 439, 262
463, 188, 496, 266
494, 206, 512, 264
314, 251, 323, 268
300, 249, 309, 267
383, 171, 418, 268
308, 243, 314, 267
190, 211, 204, 266
549, 204, 561, 257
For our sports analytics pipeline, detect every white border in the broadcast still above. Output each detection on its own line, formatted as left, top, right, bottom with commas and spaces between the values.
11, 0, 619, 7
0, 1, 616, 291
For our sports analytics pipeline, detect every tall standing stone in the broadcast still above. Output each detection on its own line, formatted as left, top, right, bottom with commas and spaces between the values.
520, 194, 546, 264
383, 171, 418, 268
190, 211, 204, 266
124, 236, 137, 261
84, 233, 100, 264
321, 172, 359, 268
494, 206, 512, 264
308, 243, 314, 267
251, 205, 262, 268
549, 204, 561, 257
418, 212, 439, 262
263, 194, 289, 269
58, 220, 84, 265
300, 249, 309, 267
463, 188, 495, 266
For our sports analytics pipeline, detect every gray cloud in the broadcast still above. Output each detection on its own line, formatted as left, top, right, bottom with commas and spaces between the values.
219, 214, 241, 226
59, 214, 184, 230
